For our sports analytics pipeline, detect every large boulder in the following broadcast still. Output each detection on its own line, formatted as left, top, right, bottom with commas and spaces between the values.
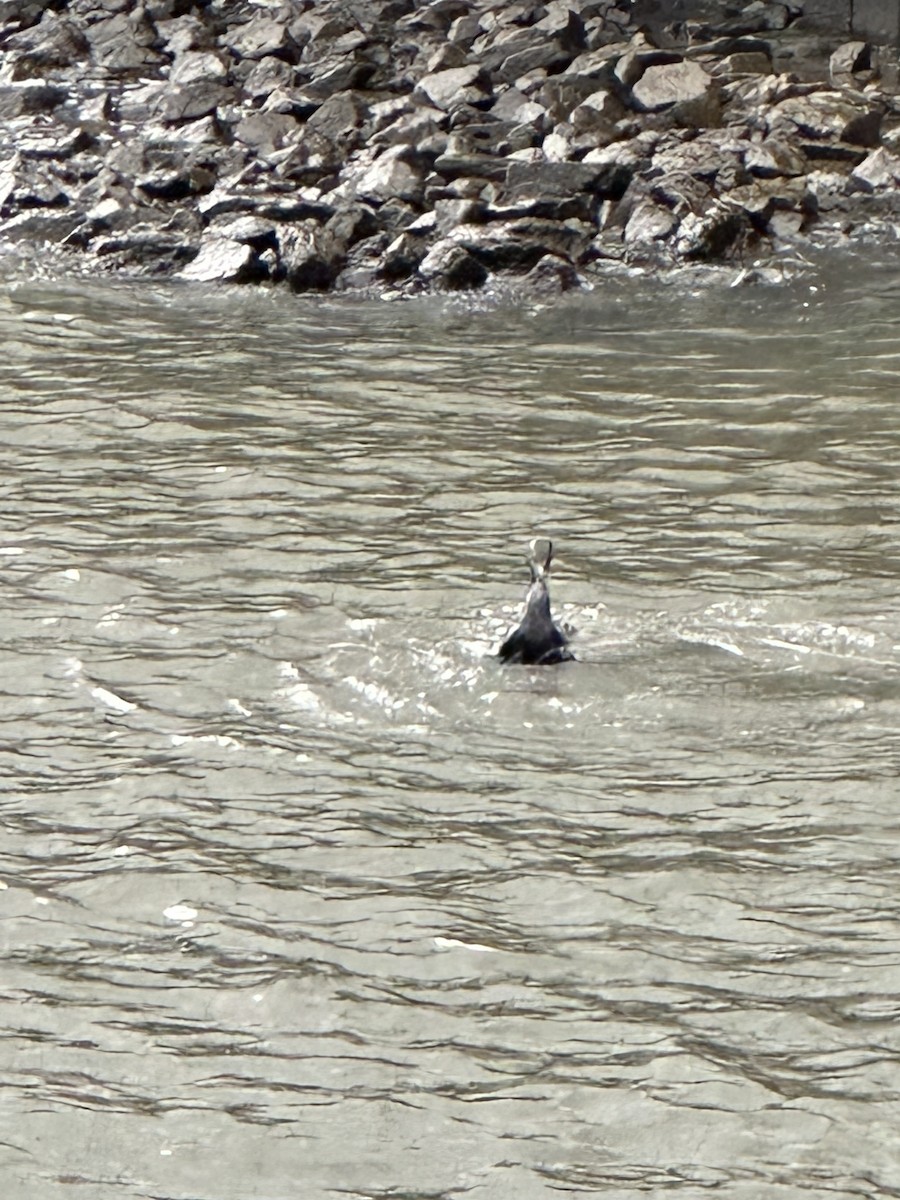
630, 60, 720, 126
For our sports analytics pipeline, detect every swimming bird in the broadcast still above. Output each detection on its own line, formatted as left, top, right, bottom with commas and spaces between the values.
498, 538, 575, 666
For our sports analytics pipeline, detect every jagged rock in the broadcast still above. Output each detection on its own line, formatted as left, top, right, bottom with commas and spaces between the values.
162, 81, 231, 123
850, 148, 900, 192
415, 65, 493, 111
86, 12, 167, 73
615, 34, 681, 88
570, 88, 623, 138
348, 145, 426, 205
631, 60, 720, 126
676, 203, 749, 260
278, 222, 337, 291
524, 252, 582, 292
0, 154, 68, 216
502, 159, 633, 210
624, 200, 678, 245
448, 216, 593, 270
226, 16, 303, 63
491, 87, 548, 127
180, 233, 266, 282
539, 75, 608, 122
380, 229, 429, 279
767, 93, 882, 147
744, 137, 807, 178
234, 111, 300, 159
4, 13, 89, 78
306, 90, 371, 150
169, 51, 229, 86
0, 83, 68, 118
713, 51, 773, 77
828, 42, 871, 89
92, 216, 201, 272
418, 239, 487, 288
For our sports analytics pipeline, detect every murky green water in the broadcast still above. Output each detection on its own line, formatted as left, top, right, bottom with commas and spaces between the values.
3, 252, 900, 1199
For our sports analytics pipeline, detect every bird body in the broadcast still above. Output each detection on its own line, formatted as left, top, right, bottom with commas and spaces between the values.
498, 538, 574, 666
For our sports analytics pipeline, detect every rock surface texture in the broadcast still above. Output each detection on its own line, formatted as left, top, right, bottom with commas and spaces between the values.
1, 0, 899, 296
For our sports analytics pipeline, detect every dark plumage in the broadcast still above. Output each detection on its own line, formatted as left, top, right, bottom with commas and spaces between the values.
498, 538, 575, 666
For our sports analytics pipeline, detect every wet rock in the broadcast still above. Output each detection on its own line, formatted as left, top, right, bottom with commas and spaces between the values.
278, 222, 337, 292
180, 233, 266, 283
381, 229, 429, 279
418, 239, 487, 288
92, 217, 201, 272
676, 203, 750, 260
524, 252, 582, 293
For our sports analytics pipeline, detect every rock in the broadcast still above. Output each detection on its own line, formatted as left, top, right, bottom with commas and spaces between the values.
502, 160, 633, 210
234, 112, 300, 159
278, 222, 336, 291
415, 65, 493, 111
623, 200, 678, 245
85, 11, 167, 73
306, 91, 371, 150
418, 239, 488, 288
712, 51, 773, 77
180, 234, 266, 283
570, 88, 623, 138
850, 148, 900, 192
0, 155, 68, 216
491, 87, 548, 127
162, 81, 231, 123
450, 216, 593, 271
524, 252, 582, 293
829, 42, 871, 89
92, 215, 201, 272
539, 75, 609, 122
744, 137, 807, 178
225, 17, 303, 63
381, 229, 429, 279
4, 13, 89, 78
767, 93, 882, 147
169, 51, 229, 86
631, 60, 720, 126
349, 145, 426, 205
676, 204, 749, 260
0, 83, 68, 118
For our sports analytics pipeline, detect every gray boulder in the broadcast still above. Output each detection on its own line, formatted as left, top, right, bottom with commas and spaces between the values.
631, 60, 720, 126
415, 65, 493, 111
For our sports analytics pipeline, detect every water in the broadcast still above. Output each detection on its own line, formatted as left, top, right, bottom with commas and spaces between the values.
3, 252, 900, 1199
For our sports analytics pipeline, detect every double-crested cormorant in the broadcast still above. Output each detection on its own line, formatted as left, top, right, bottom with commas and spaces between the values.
498, 538, 575, 666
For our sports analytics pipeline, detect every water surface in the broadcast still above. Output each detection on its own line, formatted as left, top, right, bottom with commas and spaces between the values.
3, 253, 900, 1199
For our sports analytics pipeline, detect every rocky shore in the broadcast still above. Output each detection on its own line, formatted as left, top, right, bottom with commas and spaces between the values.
2, 0, 900, 297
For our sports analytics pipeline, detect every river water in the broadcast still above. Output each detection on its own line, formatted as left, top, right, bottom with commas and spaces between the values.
2, 251, 900, 1200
